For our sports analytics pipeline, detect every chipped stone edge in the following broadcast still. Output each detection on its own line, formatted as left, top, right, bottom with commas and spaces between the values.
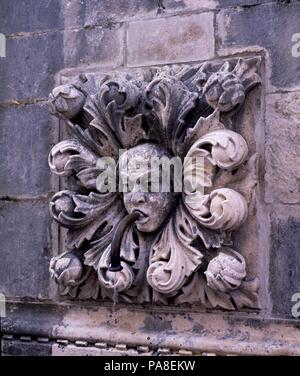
1, 334, 197, 356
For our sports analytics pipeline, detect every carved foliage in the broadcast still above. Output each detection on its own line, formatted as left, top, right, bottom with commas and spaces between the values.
48, 58, 261, 310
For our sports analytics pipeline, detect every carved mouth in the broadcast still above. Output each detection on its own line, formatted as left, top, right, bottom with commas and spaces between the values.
133, 210, 149, 224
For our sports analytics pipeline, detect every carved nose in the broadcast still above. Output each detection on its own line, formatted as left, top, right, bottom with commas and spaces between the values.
131, 192, 146, 205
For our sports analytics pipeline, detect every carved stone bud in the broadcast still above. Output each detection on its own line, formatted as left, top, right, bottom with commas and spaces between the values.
50, 191, 76, 219
48, 140, 84, 177
49, 84, 86, 119
205, 250, 246, 292
50, 253, 83, 287
203, 72, 245, 112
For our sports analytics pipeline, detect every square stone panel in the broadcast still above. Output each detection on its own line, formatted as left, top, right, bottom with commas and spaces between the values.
48, 55, 265, 313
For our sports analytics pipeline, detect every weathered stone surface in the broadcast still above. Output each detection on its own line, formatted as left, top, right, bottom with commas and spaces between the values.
171, 0, 270, 11
52, 344, 139, 356
2, 339, 52, 356
216, 2, 300, 90
80, 0, 158, 27
65, 0, 214, 30
2, 0, 270, 38
216, 0, 270, 6
0, 0, 63, 35
63, 25, 124, 68
0, 0, 269, 36
265, 92, 300, 204
0, 200, 52, 299
63, 0, 271, 29
0, 104, 55, 197
0, 25, 124, 102
4, 302, 300, 355
270, 206, 300, 318
0, 32, 64, 102
127, 13, 214, 66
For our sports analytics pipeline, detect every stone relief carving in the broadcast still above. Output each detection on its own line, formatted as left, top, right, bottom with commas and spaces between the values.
48, 57, 261, 310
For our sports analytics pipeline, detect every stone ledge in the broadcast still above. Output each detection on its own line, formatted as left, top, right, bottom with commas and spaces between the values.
2, 302, 300, 356
1, 336, 195, 356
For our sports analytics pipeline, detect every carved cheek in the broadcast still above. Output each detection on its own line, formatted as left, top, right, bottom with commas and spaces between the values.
149, 195, 159, 204
150, 194, 172, 223
123, 193, 132, 212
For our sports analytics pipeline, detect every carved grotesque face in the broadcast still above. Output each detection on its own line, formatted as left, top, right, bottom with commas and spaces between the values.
119, 143, 176, 233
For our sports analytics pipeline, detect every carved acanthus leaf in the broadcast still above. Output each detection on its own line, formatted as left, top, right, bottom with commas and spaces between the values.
184, 111, 225, 152
186, 129, 249, 171
184, 188, 248, 231
50, 190, 126, 248
183, 129, 249, 231
49, 139, 102, 190
145, 76, 198, 155
147, 202, 208, 296
176, 267, 259, 310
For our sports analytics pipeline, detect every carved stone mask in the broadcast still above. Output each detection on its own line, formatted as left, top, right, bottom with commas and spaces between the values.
119, 143, 177, 233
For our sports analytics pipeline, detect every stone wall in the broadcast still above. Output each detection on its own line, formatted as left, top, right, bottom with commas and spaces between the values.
1, 0, 300, 356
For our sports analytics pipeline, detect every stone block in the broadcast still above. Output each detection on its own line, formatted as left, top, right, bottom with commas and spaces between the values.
0, 25, 124, 102
269, 206, 300, 318
0, 200, 52, 299
0, 0, 63, 35
216, 2, 300, 90
127, 12, 214, 66
265, 92, 300, 204
2, 339, 52, 356
63, 25, 125, 68
0, 103, 55, 197
0, 32, 64, 102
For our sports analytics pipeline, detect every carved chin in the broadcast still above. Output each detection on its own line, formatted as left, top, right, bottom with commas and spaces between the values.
135, 217, 162, 233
